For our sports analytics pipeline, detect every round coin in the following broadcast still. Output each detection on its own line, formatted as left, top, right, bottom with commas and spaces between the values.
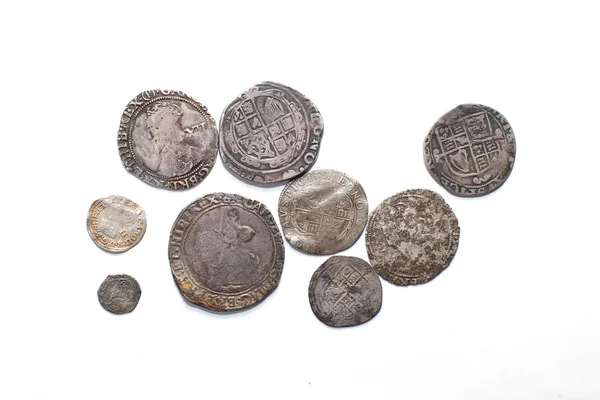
365, 189, 459, 286
168, 193, 285, 312
87, 195, 146, 253
278, 169, 368, 255
219, 81, 324, 184
117, 89, 218, 190
309, 256, 382, 327
424, 104, 516, 197
97, 274, 142, 314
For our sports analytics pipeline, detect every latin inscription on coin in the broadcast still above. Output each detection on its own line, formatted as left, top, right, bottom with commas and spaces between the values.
219, 81, 324, 184
87, 195, 146, 253
309, 256, 382, 327
117, 90, 218, 190
365, 189, 459, 285
278, 169, 368, 255
97, 274, 142, 314
424, 104, 516, 197
168, 193, 285, 312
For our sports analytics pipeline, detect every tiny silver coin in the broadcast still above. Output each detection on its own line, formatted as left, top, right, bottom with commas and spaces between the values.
278, 169, 368, 255
219, 81, 324, 184
86, 195, 146, 253
366, 189, 460, 286
309, 256, 382, 327
424, 104, 516, 197
168, 193, 285, 312
117, 89, 218, 190
97, 274, 141, 314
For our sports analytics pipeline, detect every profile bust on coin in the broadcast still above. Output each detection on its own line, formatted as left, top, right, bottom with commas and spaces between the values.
97, 274, 141, 314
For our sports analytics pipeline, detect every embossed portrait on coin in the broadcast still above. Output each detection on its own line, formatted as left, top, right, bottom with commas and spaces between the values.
97, 201, 137, 239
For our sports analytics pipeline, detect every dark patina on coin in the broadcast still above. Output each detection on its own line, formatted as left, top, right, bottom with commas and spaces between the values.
309, 256, 382, 327
366, 189, 459, 286
97, 274, 141, 314
117, 90, 218, 190
219, 81, 324, 184
168, 193, 285, 312
424, 104, 516, 197
278, 169, 368, 255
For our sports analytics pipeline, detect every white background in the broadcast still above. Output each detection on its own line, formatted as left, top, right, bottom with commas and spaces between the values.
1, 1, 599, 399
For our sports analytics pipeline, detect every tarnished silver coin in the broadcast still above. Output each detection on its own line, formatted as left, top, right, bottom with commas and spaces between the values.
219, 81, 324, 184
87, 195, 146, 253
278, 169, 368, 255
97, 274, 141, 314
168, 193, 285, 312
309, 256, 382, 327
117, 89, 218, 190
366, 189, 460, 286
424, 104, 516, 197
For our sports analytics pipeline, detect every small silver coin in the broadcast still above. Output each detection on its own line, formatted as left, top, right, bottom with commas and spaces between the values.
278, 169, 368, 255
309, 256, 382, 327
366, 189, 460, 285
424, 104, 516, 197
97, 274, 141, 314
168, 193, 285, 312
87, 195, 146, 253
117, 89, 218, 190
219, 81, 324, 184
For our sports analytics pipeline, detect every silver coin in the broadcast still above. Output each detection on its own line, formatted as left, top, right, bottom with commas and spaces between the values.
97, 274, 141, 314
219, 81, 324, 184
278, 169, 368, 255
117, 89, 218, 190
87, 195, 146, 253
365, 189, 460, 285
309, 256, 382, 327
168, 193, 285, 312
424, 104, 516, 197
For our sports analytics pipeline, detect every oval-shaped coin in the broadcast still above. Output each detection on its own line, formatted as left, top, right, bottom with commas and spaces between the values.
117, 89, 218, 190
366, 189, 459, 285
168, 193, 285, 312
97, 274, 142, 314
87, 195, 146, 253
424, 104, 516, 197
309, 256, 382, 327
219, 81, 324, 184
278, 169, 368, 255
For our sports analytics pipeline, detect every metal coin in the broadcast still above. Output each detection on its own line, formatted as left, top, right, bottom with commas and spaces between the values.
365, 189, 460, 286
278, 169, 368, 255
117, 90, 218, 190
97, 274, 141, 314
424, 104, 516, 197
219, 81, 324, 184
168, 193, 285, 312
87, 195, 146, 253
308, 256, 382, 327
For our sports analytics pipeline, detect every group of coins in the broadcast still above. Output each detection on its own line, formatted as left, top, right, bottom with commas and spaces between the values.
88, 82, 516, 326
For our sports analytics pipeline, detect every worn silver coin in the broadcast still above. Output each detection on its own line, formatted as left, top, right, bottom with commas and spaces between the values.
97, 274, 141, 314
424, 104, 516, 197
219, 81, 324, 184
366, 189, 460, 286
117, 89, 218, 190
309, 256, 382, 327
168, 193, 285, 312
87, 195, 146, 253
278, 169, 368, 255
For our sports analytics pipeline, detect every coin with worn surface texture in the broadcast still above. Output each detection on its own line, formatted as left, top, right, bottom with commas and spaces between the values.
87, 195, 146, 253
169, 193, 285, 312
117, 89, 218, 190
219, 81, 324, 184
366, 189, 459, 285
97, 274, 141, 314
278, 169, 368, 255
309, 256, 382, 327
424, 104, 516, 197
